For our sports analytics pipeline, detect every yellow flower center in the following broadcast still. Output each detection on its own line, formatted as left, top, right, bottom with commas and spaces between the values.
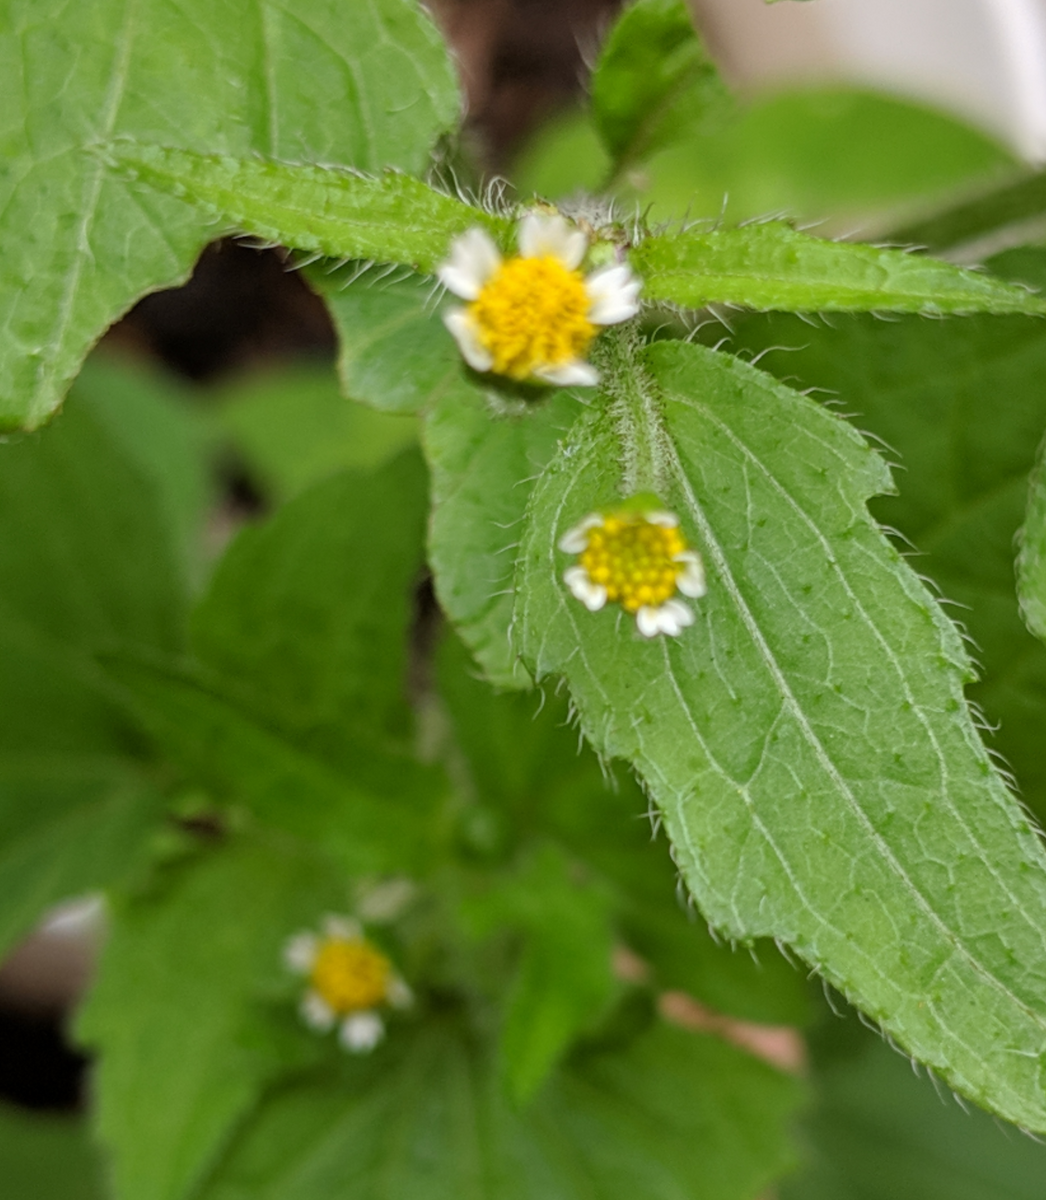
580, 516, 688, 613
310, 937, 391, 1014
470, 255, 595, 380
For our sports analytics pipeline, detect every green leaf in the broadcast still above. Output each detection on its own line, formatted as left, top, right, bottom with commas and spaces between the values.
106, 140, 508, 273
72, 354, 213, 584
630, 87, 1015, 229
77, 837, 348, 1200
631, 222, 1046, 313
0, 0, 459, 430
782, 1010, 1046, 1200
511, 108, 612, 201
311, 270, 461, 415
463, 844, 618, 1103
0, 762, 163, 958
197, 1017, 801, 1200
0, 1105, 106, 1200
192, 452, 428, 744
102, 655, 435, 877
890, 169, 1046, 259
426, 386, 586, 687
437, 631, 812, 1026
515, 335, 1046, 1132
313, 268, 588, 686
215, 365, 417, 501
0, 397, 187, 654
590, 0, 732, 174
1018, 435, 1046, 645
720, 246, 1046, 826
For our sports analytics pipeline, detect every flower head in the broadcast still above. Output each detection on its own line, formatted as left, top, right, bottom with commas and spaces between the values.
559, 500, 706, 637
438, 212, 641, 386
284, 915, 412, 1053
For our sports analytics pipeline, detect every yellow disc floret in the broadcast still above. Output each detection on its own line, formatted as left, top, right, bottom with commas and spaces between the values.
580, 515, 689, 614
470, 255, 595, 380
310, 935, 392, 1015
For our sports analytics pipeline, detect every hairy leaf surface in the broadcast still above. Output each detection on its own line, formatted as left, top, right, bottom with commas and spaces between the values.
106, 141, 509, 273
516, 338, 1046, 1131
197, 1018, 800, 1200
0, 0, 458, 429
722, 246, 1046, 822
631, 222, 1046, 313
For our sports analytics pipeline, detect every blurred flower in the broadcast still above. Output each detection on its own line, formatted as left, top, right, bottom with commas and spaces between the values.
438, 212, 641, 385
284, 915, 411, 1053
559, 501, 706, 637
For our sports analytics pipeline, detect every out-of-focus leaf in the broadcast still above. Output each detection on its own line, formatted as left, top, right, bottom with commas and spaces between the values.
630, 88, 1014, 228
0, 1105, 106, 1200
591, 0, 732, 174
782, 1010, 1046, 1200
215, 366, 416, 500
192, 453, 427, 744
0, 763, 162, 958
631, 222, 1046, 313
0, 0, 459, 430
103, 656, 435, 877
77, 838, 347, 1200
309, 270, 459, 416
890, 169, 1046, 259
196, 1017, 801, 1200
106, 141, 509, 274
463, 844, 618, 1103
511, 109, 612, 201
1017, 434, 1046, 645
516, 335, 1046, 1132
70, 354, 213, 583
0, 399, 187, 654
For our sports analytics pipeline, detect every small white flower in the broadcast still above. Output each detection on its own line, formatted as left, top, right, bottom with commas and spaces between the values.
283, 914, 411, 1054
437, 212, 641, 385
559, 502, 706, 638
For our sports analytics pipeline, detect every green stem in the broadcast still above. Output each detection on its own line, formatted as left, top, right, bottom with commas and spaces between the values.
594, 323, 672, 499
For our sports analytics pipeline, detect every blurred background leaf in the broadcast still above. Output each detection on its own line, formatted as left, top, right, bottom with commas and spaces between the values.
0, 1105, 106, 1200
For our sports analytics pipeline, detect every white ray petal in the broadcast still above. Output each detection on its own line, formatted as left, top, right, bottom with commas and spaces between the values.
388, 977, 414, 1010
645, 510, 679, 528
444, 308, 494, 372
437, 228, 501, 299
636, 598, 694, 638
535, 359, 600, 387
300, 991, 336, 1032
340, 1011, 385, 1053
519, 212, 587, 269
558, 513, 602, 553
564, 566, 607, 611
675, 551, 706, 598
586, 263, 642, 325
283, 931, 319, 974
662, 598, 696, 633
322, 914, 362, 941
